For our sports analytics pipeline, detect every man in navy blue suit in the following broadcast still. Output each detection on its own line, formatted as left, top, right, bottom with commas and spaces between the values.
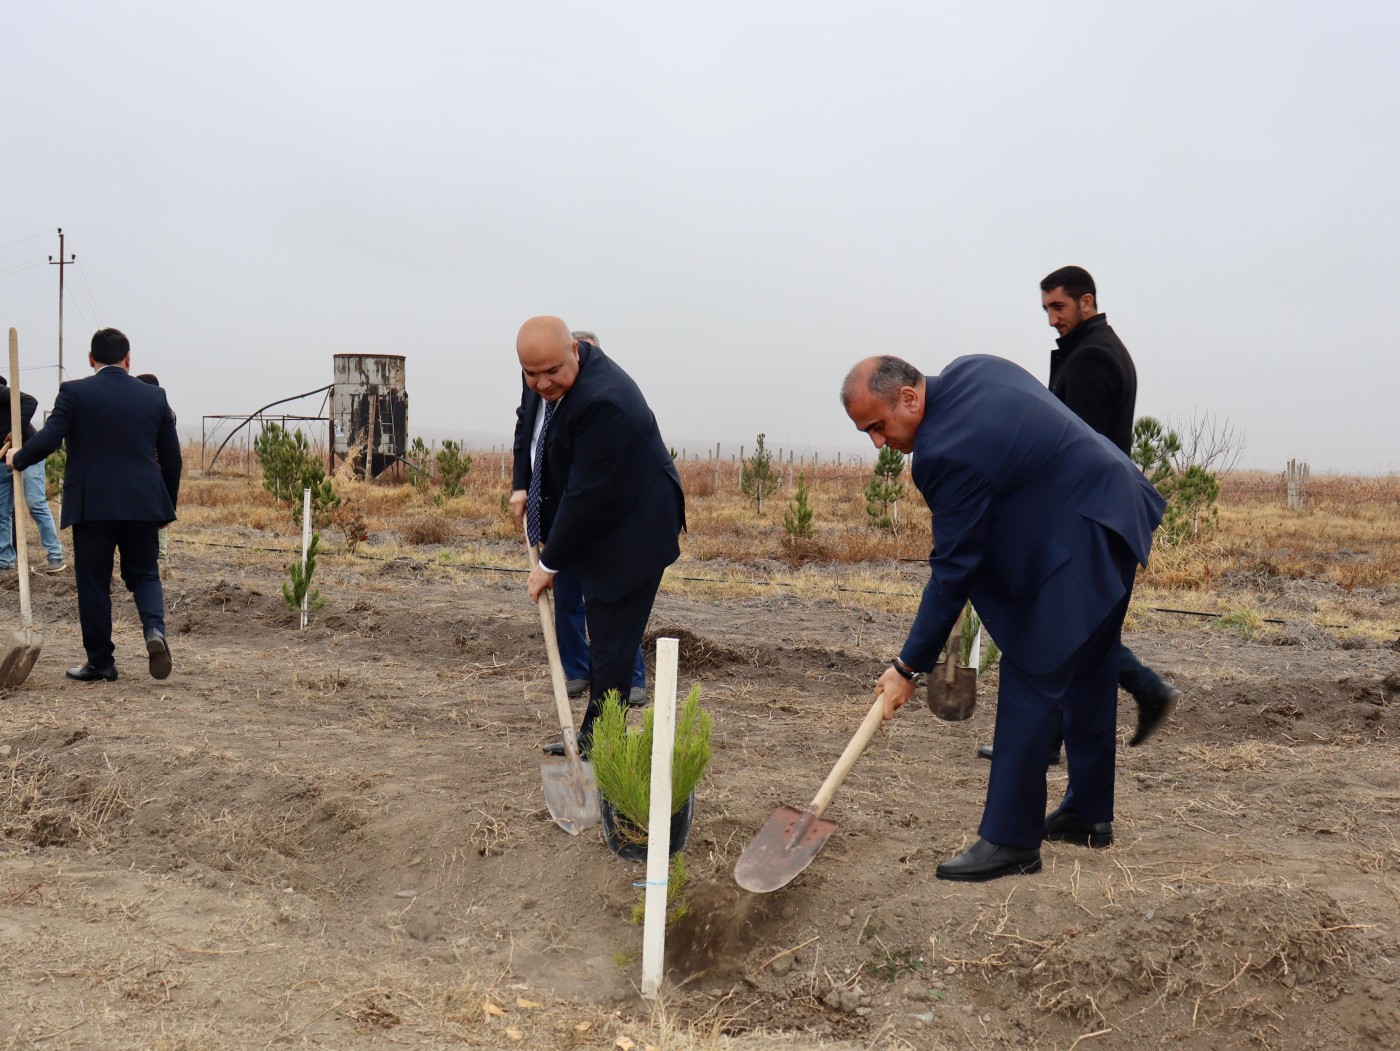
8, 328, 181, 682
514, 316, 685, 754
843, 354, 1164, 881
512, 329, 647, 707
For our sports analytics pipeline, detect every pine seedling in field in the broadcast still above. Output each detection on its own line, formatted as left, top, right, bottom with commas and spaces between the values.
434, 439, 472, 499
590, 685, 712, 841
740, 433, 780, 515
407, 436, 433, 492
782, 472, 815, 540
865, 446, 905, 531
283, 532, 326, 614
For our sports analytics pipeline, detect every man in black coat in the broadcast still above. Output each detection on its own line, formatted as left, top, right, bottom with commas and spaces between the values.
978, 267, 1179, 767
8, 328, 181, 682
511, 329, 647, 706
513, 316, 685, 753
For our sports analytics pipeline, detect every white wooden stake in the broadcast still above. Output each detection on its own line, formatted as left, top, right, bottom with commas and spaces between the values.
968, 608, 981, 671
300, 488, 312, 630
640, 637, 679, 999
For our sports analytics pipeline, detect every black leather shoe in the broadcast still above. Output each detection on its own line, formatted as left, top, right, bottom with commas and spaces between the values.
1045, 806, 1113, 847
145, 630, 172, 680
565, 678, 588, 698
66, 663, 117, 682
936, 837, 1042, 882
976, 744, 1062, 765
1129, 683, 1180, 746
542, 739, 591, 758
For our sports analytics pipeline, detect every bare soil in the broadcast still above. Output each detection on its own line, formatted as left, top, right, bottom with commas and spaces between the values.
2, 528, 1398, 1050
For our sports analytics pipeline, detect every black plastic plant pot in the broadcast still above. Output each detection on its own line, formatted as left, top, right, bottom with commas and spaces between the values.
599, 791, 695, 862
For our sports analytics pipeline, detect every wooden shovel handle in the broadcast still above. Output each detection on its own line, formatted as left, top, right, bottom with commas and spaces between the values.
523, 522, 584, 763
8, 330, 33, 629
807, 692, 887, 819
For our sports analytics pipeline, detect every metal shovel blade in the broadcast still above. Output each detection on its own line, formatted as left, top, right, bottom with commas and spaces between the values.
733, 804, 838, 893
540, 757, 602, 836
0, 626, 42, 688
927, 662, 977, 721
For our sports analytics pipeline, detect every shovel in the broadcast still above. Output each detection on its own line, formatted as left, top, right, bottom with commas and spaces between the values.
734, 692, 887, 893
927, 616, 976, 721
524, 525, 600, 835
0, 329, 42, 687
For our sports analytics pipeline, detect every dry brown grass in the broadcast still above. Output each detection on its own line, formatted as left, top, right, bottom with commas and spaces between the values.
180, 454, 1400, 634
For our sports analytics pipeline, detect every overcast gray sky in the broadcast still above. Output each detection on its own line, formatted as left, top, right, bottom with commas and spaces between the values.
3, 1, 1395, 472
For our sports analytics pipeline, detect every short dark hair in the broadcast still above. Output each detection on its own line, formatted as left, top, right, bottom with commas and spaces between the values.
136, 373, 160, 386
841, 355, 922, 406
1040, 266, 1096, 304
91, 328, 130, 365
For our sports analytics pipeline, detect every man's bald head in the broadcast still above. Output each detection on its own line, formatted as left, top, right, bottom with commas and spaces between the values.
517, 315, 581, 402
841, 355, 926, 455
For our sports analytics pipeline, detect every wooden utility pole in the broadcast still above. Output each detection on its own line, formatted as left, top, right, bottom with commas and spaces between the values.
48, 228, 75, 380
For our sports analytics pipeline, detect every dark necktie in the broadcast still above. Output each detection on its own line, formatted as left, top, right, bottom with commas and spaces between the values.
525, 399, 556, 546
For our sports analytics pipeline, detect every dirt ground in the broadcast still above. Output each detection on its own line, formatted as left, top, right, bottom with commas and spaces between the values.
2, 522, 1398, 1050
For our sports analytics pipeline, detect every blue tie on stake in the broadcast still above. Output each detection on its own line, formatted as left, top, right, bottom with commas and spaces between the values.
525, 399, 556, 546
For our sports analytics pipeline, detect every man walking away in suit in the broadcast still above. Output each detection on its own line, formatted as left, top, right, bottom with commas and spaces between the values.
514, 316, 685, 755
0, 375, 66, 573
976, 266, 1180, 764
843, 354, 1164, 881
8, 328, 182, 682
511, 330, 647, 706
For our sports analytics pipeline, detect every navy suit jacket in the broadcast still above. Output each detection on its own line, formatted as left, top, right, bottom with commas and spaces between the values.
900, 355, 1164, 677
512, 342, 685, 602
14, 366, 182, 528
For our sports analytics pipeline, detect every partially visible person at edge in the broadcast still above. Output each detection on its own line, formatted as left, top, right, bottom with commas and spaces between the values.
7, 328, 181, 682
511, 330, 647, 708
511, 316, 685, 755
0, 374, 65, 573
977, 266, 1181, 767
842, 354, 1164, 881
137, 373, 174, 574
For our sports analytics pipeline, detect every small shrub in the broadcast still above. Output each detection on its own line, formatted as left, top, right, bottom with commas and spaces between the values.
283, 533, 326, 615
402, 514, 455, 545
590, 685, 712, 841
333, 504, 370, 555
435, 440, 472, 499
782, 472, 815, 540
407, 436, 433, 493
44, 442, 66, 501
740, 433, 780, 515
865, 446, 905, 531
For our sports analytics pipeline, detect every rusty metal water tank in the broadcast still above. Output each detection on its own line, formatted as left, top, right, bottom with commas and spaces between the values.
332, 354, 408, 478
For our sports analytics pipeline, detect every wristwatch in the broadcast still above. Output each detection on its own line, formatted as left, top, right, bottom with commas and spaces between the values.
890, 657, 926, 685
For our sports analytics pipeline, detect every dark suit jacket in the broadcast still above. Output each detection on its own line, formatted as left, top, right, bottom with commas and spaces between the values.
512, 342, 685, 602
14, 366, 182, 528
1048, 314, 1137, 454
900, 355, 1164, 677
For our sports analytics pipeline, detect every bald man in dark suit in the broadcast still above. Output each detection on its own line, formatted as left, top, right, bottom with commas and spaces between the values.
513, 316, 685, 754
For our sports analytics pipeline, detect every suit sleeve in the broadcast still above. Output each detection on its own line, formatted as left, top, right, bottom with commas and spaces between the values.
511, 378, 533, 491
898, 454, 995, 671
1057, 345, 1122, 440
538, 396, 634, 573
157, 395, 182, 511
12, 387, 74, 472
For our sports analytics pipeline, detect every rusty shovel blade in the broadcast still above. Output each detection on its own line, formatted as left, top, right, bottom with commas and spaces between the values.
0, 626, 43, 689
733, 804, 838, 893
540, 756, 601, 836
927, 662, 977, 721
